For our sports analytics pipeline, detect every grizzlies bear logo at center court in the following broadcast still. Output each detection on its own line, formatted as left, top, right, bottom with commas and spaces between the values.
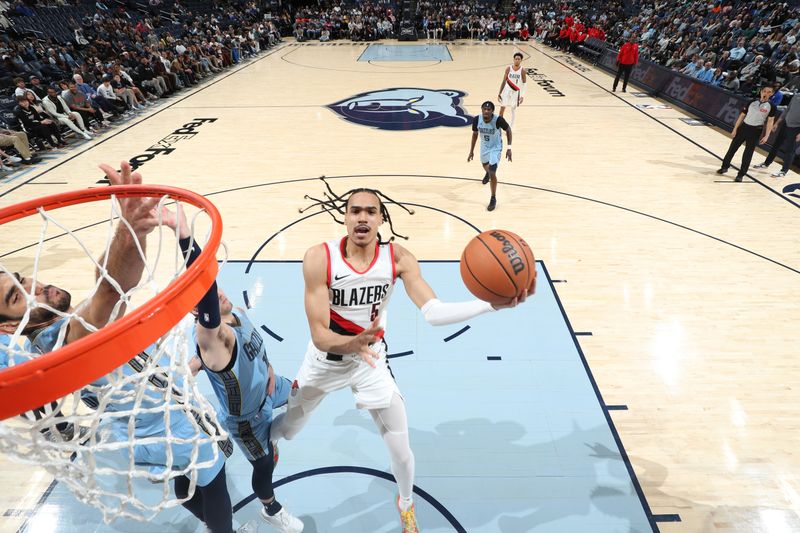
327, 88, 472, 131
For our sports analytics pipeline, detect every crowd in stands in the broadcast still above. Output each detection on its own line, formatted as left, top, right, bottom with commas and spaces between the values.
286, 0, 799, 99
0, 0, 289, 173
417, 1, 531, 42
2, 0, 798, 170
292, 1, 396, 42
535, 0, 800, 96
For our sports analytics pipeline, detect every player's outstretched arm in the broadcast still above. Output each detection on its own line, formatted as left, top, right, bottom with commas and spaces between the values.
67, 161, 160, 344
304, 244, 383, 367
394, 243, 527, 326
161, 204, 235, 372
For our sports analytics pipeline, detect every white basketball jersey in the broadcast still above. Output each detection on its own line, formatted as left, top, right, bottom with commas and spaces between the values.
507, 64, 523, 90
325, 237, 396, 344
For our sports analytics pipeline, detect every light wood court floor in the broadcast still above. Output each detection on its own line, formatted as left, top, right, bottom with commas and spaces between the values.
1, 40, 799, 532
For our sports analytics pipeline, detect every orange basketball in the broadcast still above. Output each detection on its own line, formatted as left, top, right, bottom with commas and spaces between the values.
460, 230, 536, 306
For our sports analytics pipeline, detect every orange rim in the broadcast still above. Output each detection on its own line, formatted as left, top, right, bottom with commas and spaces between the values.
0, 185, 222, 420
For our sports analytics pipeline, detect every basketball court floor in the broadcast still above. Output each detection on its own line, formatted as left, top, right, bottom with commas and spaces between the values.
1, 40, 799, 533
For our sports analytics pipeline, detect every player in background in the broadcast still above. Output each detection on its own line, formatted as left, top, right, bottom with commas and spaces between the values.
469, 101, 512, 211
498, 52, 527, 128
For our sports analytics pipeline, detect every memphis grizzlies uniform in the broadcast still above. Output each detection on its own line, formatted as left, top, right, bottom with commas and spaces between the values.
294, 237, 400, 410
28, 318, 229, 487
472, 114, 510, 168
199, 310, 291, 461
500, 64, 524, 108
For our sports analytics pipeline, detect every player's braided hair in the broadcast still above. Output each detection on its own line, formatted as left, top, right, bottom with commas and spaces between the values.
299, 177, 415, 243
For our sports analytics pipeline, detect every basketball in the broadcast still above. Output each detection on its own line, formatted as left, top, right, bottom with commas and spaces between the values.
460, 230, 536, 306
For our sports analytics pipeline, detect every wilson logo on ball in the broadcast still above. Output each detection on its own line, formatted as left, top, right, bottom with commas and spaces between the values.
489, 231, 525, 275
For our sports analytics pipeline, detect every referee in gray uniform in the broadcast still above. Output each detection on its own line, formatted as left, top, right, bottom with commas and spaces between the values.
718, 86, 777, 182
754, 92, 800, 178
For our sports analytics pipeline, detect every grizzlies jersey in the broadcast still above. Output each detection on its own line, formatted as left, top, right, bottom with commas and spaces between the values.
323, 237, 396, 350
28, 318, 199, 439
473, 114, 509, 154
506, 64, 523, 91
201, 310, 269, 421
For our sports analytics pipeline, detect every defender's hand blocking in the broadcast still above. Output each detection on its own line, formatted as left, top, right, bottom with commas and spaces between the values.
158, 202, 190, 240
351, 318, 383, 368
99, 161, 160, 238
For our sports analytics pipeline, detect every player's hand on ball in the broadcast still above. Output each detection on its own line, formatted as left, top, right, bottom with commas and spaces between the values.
467, 152, 474, 162
353, 318, 383, 368
506, 149, 512, 162
493, 288, 529, 310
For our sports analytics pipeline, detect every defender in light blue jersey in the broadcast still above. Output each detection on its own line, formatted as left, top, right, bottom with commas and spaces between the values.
163, 205, 303, 533
468, 100, 513, 212
28, 317, 232, 487
195, 295, 293, 466
0, 333, 79, 442
0, 163, 249, 533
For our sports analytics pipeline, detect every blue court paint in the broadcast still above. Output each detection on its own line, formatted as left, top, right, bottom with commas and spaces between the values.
358, 44, 452, 62
30, 260, 653, 532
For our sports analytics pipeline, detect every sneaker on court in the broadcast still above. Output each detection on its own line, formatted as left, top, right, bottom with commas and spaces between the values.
734, 175, 744, 182
716, 167, 728, 174
771, 170, 787, 178
482, 171, 490, 185
7, 155, 21, 163
260, 506, 303, 532
487, 196, 497, 211
753, 163, 769, 169
397, 496, 419, 533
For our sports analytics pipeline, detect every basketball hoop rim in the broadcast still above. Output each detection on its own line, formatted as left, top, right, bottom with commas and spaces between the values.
0, 185, 222, 420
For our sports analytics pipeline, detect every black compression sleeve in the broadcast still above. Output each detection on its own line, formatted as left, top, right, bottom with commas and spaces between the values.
179, 237, 220, 329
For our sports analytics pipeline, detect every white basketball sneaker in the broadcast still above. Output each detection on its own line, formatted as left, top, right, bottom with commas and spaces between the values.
260, 506, 303, 532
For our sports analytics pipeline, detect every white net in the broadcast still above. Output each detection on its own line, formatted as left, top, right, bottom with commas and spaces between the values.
0, 191, 230, 523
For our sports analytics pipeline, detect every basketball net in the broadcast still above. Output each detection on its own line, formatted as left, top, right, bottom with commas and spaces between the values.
0, 193, 230, 523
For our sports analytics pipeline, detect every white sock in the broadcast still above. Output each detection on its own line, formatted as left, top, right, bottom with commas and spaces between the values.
398, 495, 413, 511
370, 394, 415, 505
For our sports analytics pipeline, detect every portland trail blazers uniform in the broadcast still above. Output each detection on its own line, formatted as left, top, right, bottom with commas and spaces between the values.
500, 63, 524, 108
296, 237, 401, 410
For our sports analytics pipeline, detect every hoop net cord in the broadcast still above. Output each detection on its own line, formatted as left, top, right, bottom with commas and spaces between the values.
0, 186, 230, 523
